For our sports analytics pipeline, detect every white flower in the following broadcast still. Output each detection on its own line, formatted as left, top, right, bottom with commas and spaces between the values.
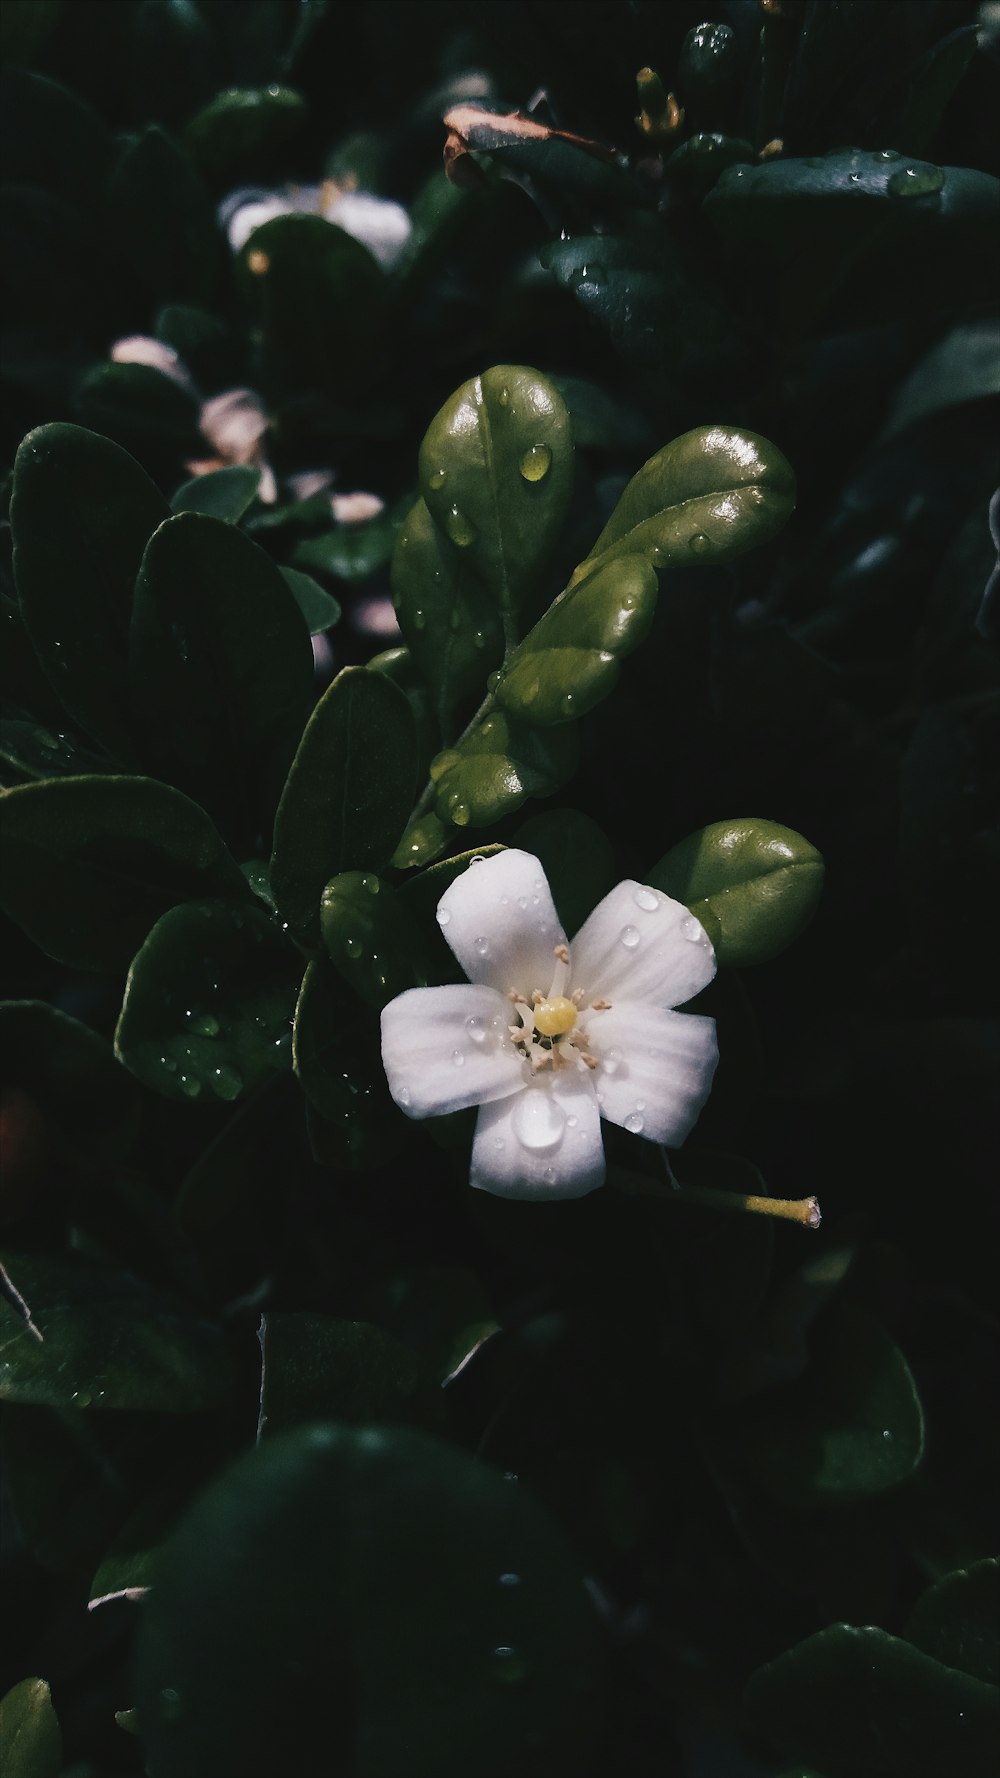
220, 182, 412, 270
380, 849, 719, 1200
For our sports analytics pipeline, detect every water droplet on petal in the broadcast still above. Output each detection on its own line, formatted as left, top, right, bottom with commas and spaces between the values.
689, 532, 711, 555
682, 916, 705, 942
466, 1015, 489, 1044
398, 1086, 411, 1106
445, 504, 476, 547
451, 1049, 465, 1068
633, 887, 658, 912
436, 908, 451, 926
474, 936, 489, 957
624, 1111, 644, 1134
513, 1088, 566, 1150
519, 444, 552, 482
602, 1048, 623, 1075
493, 1136, 506, 1151
619, 925, 640, 949
566, 1115, 578, 1128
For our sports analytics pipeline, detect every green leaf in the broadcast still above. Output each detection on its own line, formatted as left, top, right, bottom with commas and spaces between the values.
746, 1624, 999, 1778
432, 707, 579, 830
320, 871, 430, 1008
293, 959, 406, 1169
129, 512, 313, 840
74, 362, 202, 466
183, 85, 307, 185
729, 1302, 925, 1507
237, 214, 388, 401
134, 1423, 603, 1778
156, 302, 240, 393
169, 465, 261, 520
11, 423, 169, 759
0, 1677, 62, 1778
417, 365, 574, 616
677, 21, 739, 129
0, 775, 248, 971
391, 497, 503, 727
880, 320, 1000, 440
664, 132, 753, 195
291, 497, 405, 584
257, 1313, 420, 1436
647, 818, 824, 965
391, 809, 451, 871
511, 809, 617, 936
270, 666, 417, 946
904, 1560, 999, 1686
279, 566, 341, 633
105, 125, 221, 306
115, 900, 296, 1103
0, 1250, 234, 1412
495, 553, 657, 726
443, 101, 629, 210
0, 714, 110, 784
0, 69, 111, 202
574, 425, 796, 583
0, 1000, 139, 1163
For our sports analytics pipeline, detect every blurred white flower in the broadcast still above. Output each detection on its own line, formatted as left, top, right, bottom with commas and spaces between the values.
220, 180, 412, 269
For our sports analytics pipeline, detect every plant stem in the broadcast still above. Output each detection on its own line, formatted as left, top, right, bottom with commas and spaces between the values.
611, 1162, 821, 1229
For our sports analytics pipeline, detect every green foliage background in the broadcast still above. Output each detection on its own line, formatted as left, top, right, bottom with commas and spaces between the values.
0, 3, 997, 1776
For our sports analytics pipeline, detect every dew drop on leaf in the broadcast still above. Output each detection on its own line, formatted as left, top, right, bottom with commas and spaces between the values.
689, 532, 711, 554
445, 504, 476, 547
888, 165, 945, 198
519, 444, 552, 483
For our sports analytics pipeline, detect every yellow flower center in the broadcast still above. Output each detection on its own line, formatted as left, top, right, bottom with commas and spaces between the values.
533, 996, 578, 1038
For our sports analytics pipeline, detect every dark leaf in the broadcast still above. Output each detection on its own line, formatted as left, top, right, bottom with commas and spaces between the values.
0, 1000, 139, 1163
237, 214, 388, 401
169, 465, 261, 520
0, 1677, 62, 1778
648, 818, 824, 965
495, 552, 658, 726
320, 871, 431, 1008
293, 958, 406, 1169
105, 124, 221, 306
904, 1560, 999, 1687
279, 566, 341, 633
257, 1312, 420, 1435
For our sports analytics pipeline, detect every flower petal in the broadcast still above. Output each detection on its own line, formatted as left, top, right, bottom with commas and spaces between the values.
570, 881, 715, 1008
591, 1003, 718, 1147
470, 1068, 605, 1200
435, 850, 568, 995
380, 984, 525, 1117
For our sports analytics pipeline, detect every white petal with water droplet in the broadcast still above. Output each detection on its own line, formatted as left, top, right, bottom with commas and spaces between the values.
380, 985, 523, 1116
470, 1073, 604, 1199
592, 1003, 718, 1146
571, 881, 715, 1008
435, 849, 567, 993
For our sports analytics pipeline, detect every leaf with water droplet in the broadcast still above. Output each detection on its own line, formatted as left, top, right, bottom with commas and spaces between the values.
0, 1675, 62, 1778
114, 900, 297, 1102
431, 708, 578, 831
391, 497, 503, 729
648, 817, 824, 967
319, 871, 431, 1008
496, 552, 657, 726
293, 959, 407, 1169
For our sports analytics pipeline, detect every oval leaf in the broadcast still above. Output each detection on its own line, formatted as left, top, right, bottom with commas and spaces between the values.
391, 496, 503, 727
257, 1312, 420, 1436
648, 818, 824, 965
115, 900, 297, 1103
432, 707, 579, 830
0, 1677, 62, 1778
904, 1560, 999, 1686
293, 959, 406, 1169
237, 214, 387, 401
279, 566, 341, 634
0, 775, 248, 971
495, 552, 657, 725
11, 423, 169, 759
270, 667, 417, 946
320, 871, 430, 1009
169, 464, 261, 520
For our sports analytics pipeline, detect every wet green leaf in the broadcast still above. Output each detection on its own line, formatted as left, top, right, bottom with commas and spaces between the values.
0, 1001, 139, 1163
730, 1302, 925, 1507
511, 809, 616, 936
904, 1559, 999, 1686
106, 125, 221, 306
129, 512, 313, 840
114, 900, 297, 1103
664, 132, 753, 195
293, 959, 407, 1169
417, 365, 574, 617
169, 465, 261, 521
279, 566, 341, 633
320, 871, 430, 1008
432, 707, 579, 830
391, 809, 451, 871
0, 713, 110, 784
183, 85, 307, 185
574, 426, 796, 583
11, 423, 169, 759
0, 1249, 234, 1413
0, 775, 248, 971
237, 214, 388, 401
496, 552, 657, 726
391, 497, 503, 727
648, 818, 824, 965
677, 21, 739, 130
0, 1677, 62, 1778
270, 666, 417, 947
746, 1623, 999, 1778
257, 1312, 420, 1435
134, 1423, 603, 1778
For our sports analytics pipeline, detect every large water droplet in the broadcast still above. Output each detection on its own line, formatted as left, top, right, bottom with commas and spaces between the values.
689, 532, 711, 555
513, 1088, 566, 1150
619, 925, 640, 949
633, 887, 659, 912
445, 504, 476, 547
519, 444, 552, 483
888, 164, 945, 198
451, 801, 471, 826
466, 1015, 490, 1045
428, 467, 447, 489
436, 908, 451, 927
210, 1064, 243, 1101
682, 915, 705, 943
624, 1111, 644, 1134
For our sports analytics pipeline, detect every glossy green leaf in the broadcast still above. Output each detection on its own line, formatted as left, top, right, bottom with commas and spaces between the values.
134, 1423, 603, 1778
391, 497, 503, 727
746, 1624, 999, 1778
730, 1302, 925, 1507
0, 714, 110, 784
279, 566, 341, 633
0, 1677, 62, 1778
904, 1559, 999, 1686
293, 959, 407, 1169
0, 1001, 139, 1162
257, 1312, 420, 1436
169, 465, 261, 520
432, 707, 579, 830
552, 378, 651, 455
444, 101, 628, 210
677, 21, 739, 129
183, 85, 307, 184
574, 426, 796, 584
0, 775, 248, 971
115, 900, 297, 1103
291, 497, 406, 584
237, 214, 388, 401
129, 512, 313, 839
270, 666, 417, 946
512, 809, 617, 936
417, 365, 574, 616
320, 871, 430, 1008
495, 552, 657, 726
664, 132, 753, 195
105, 125, 221, 306
11, 423, 169, 759
391, 809, 450, 871
648, 818, 824, 965
0, 1249, 234, 1413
